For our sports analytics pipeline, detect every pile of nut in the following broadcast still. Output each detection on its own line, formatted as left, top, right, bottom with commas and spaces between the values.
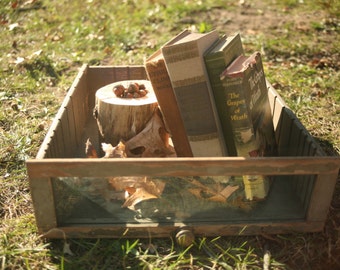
113, 82, 148, 98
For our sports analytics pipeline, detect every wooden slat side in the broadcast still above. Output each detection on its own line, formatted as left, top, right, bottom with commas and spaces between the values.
273, 106, 284, 146
25, 156, 340, 178
293, 133, 309, 200
36, 65, 88, 159
68, 70, 89, 155
267, 83, 276, 116
88, 66, 115, 88
36, 112, 63, 159
297, 138, 313, 210
276, 108, 293, 156
293, 129, 311, 208
44, 141, 53, 158
294, 136, 315, 210
63, 106, 77, 158
58, 108, 71, 158
296, 129, 306, 156
127, 65, 147, 80
54, 120, 65, 157
283, 112, 319, 213
279, 107, 325, 218
267, 82, 287, 132
87, 66, 115, 110
290, 120, 302, 156
298, 134, 319, 212
277, 107, 325, 157
26, 175, 58, 233
112, 65, 147, 81
48, 133, 58, 158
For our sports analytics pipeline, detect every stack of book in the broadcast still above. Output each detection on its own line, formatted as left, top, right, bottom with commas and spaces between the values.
145, 29, 277, 201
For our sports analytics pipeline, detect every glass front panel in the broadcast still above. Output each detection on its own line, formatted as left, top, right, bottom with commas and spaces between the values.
52, 174, 315, 225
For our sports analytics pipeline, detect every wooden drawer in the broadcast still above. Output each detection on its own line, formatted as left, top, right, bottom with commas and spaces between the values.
26, 65, 340, 238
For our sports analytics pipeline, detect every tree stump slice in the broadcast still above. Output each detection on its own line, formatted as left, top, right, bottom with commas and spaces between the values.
95, 80, 158, 146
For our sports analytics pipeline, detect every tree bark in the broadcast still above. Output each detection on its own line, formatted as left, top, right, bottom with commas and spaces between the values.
94, 80, 158, 146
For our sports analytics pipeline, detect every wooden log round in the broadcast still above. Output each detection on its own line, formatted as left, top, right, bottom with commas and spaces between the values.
94, 80, 158, 146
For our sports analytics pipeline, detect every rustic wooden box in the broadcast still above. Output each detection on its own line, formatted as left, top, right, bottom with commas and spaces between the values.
26, 65, 340, 238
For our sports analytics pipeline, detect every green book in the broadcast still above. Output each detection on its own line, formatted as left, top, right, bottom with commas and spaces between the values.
220, 51, 277, 200
204, 33, 245, 156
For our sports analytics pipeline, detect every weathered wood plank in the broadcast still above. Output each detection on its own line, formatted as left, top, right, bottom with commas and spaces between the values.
307, 172, 339, 222
41, 220, 325, 238
276, 108, 293, 156
26, 176, 57, 234
63, 106, 77, 158
36, 65, 88, 159
26, 156, 340, 178
267, 82, 286, 132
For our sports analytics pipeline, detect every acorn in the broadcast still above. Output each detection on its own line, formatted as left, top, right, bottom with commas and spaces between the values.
138, 89, 147, 97
113, 84, 125, 97
127, 83, 139, 93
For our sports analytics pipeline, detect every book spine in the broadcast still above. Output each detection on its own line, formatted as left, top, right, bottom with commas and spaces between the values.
162, 37, 227, 157
246, 54, 277, 156
204, 35, 244, 156
145, 57, 193, 157
222, 75, 269, 200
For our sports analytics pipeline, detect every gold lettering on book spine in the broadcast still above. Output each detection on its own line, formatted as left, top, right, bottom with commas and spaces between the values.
172, 75, 206, 88
164, 45, 199, 63
150, 72, 172, 89
188, 133, 219, 141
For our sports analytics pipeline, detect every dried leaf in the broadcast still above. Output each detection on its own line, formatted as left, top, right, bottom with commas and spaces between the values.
122, 187, 158, 209
188, 179, 240, 203
208, 185, 240, 203
187, 188, 204, 199
125, 108, 176, 157
102, 140, 127, 158
109, 177, 165, 196
109, 176, 165, 208
108, 177, 145, 191
85, 138, 98, 158
125, 186, 136, 195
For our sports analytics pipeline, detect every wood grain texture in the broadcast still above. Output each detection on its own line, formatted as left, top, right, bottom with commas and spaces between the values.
26, 156, 340, 178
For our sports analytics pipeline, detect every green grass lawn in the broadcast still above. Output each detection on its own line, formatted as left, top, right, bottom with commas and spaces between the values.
1, 0, 339, 269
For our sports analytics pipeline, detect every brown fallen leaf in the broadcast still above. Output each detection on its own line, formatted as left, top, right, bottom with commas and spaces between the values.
125, 108, 176, 157
109, 176, 165, 209
208, 185, 240, 203
102, 140, 127, 158
188, 178, 240, 203
108, 176, 145, 191
122, 187, 158, 209
85, 138, 98, 158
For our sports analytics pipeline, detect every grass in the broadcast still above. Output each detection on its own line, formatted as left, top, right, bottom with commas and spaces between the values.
0, 0, 339, 269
